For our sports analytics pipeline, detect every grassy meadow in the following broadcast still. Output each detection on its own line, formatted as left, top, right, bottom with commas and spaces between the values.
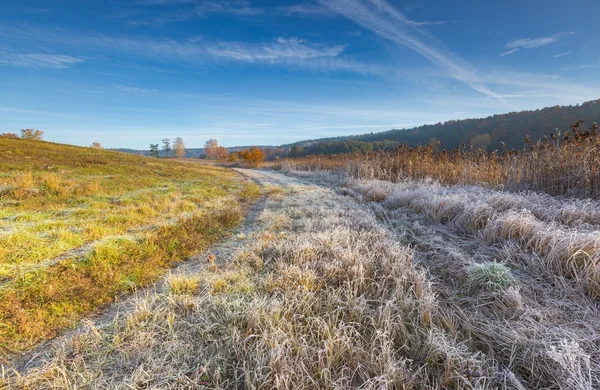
0, 138, 260, 358
3, 135, 600, 389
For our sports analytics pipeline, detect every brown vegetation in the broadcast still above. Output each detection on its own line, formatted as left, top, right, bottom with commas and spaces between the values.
204, 139, 220, 159
273, 122, 600, 199
239, 147, 266, 168
19, 129, 43, 140
173, 137, 186, 158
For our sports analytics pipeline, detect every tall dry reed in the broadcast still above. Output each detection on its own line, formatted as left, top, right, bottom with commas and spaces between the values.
272, 124, 600, 199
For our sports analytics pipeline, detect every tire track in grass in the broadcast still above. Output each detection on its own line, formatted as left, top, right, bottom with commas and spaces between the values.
5, 169, 269, 373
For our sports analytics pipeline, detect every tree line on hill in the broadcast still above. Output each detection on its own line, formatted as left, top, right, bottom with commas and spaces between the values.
149, 138, 186, 158
146, 138, 266, 166
284, 99, 600, 157
6, 100, 600, 160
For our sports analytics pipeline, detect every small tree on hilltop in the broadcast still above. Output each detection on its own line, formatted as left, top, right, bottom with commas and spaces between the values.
239, 147, 266, 168
162, 138, 171, 157
173, 137, 186, 158
1, 132, 19, 138
91, 142, 103, 149
20, 129, 44, 140
149, 144, 159, 158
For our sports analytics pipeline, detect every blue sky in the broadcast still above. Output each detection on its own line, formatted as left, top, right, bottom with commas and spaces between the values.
0, 0, 599, 149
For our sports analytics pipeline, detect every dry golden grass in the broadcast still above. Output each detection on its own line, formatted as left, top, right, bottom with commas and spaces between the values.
279, 171, 600, 388
0, 138, 260, 358
271, 125, 600, 199
3, 170, 600, 388
2, 172, 500, 389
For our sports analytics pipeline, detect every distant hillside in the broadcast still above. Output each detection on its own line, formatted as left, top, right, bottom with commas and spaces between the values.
286, 99, 600, 156
114, 100, 600, 159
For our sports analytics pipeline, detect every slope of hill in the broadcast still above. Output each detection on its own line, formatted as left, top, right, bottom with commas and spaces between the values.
114, 100, 600, 160
286, 99, 600, 156
0, 138, 260, 359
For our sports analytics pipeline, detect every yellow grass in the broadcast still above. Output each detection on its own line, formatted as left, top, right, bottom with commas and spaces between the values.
0, 138, 260, 358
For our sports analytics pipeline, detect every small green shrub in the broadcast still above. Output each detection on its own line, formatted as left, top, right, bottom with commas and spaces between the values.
467, 262, 516, 291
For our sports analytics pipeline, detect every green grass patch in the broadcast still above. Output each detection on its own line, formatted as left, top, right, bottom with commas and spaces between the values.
0, 138, 261, 358
467, 262, 516, 291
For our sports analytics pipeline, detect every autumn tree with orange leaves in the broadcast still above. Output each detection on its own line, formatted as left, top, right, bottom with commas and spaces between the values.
216, 146, 229, 159
239, 147, 266, 167
204, 139, 219, 159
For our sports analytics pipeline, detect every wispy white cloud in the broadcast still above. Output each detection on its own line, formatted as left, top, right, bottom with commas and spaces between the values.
127, 1, 260, 25
277, 4, 333, 17
499, 48, 519, 57
553, 51, 571, 58
481, 69, 599, 103
0, 25, 345, 65
0, 25, 393, 77
203, 37, 345, 62
126, 1, 331, 26
112, 84, 156, 93
409, 20, 454, 27
315, 0, 499, 97
0, 51, 83, 68
577, 64, 598, 69
506, 32, 573, 49
0, 105, 93, 120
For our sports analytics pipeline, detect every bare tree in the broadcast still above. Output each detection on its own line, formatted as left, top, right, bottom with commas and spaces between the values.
90, 142, 103, 149
173, 137, 186, 158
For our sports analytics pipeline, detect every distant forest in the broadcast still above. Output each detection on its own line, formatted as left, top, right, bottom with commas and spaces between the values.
115, 100, 600, 159
286, 99, 600, 157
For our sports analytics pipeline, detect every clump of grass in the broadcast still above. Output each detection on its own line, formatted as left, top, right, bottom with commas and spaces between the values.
167, 274, 201, 295
546, 339, 593, 389
467, 261, 516, 291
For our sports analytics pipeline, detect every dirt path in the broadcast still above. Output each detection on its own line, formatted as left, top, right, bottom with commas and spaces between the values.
9, 169, 308, 374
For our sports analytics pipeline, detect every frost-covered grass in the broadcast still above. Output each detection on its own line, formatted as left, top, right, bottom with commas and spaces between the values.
2, 172, 502, 389
279, 168, 600, 388
4, 167, 600, 389
338, 177, 600, 298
